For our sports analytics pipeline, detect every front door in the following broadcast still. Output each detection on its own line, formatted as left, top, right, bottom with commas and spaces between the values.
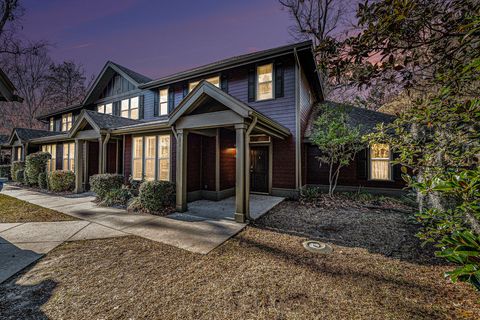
250, 146, 269, 193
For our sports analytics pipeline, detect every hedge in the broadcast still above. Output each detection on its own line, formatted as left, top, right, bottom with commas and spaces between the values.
48, 170, 75, 192
15, 169, 25, 183
11, 161, 25, 182
90, 174, 124, 200
138, 180, 175, 214
101, 188, 133, 207
25, 151, 51, 186
38, 172, 48, 189
0, 164, 11, 179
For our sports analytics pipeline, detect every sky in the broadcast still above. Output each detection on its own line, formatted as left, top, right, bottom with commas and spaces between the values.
19, 0, 296, 80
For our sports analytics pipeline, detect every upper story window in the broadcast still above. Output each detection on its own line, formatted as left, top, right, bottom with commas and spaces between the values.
188, 76, 220, 92
369, 144, 391, 181
159, 89, 169, 116
256, 63, 273, 101
61, 113, 73, 131
49, 117, 55, 132
97, 103, 113, 115
121, 96, 139, 120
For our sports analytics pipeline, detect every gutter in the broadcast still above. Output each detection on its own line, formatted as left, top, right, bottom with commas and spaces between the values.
102, 131, 111, 173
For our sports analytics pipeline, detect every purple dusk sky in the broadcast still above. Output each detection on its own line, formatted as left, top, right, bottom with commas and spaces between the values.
20, 0, 296, 80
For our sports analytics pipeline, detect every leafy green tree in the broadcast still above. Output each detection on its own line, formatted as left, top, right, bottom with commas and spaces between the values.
310, 104, 364, 196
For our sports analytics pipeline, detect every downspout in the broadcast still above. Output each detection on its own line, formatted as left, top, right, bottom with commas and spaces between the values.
293, 47, 302, 194
245, 116, 257, 220
102, 131, 111, 173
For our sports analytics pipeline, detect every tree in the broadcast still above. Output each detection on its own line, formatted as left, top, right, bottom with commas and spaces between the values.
345, 0, 480, 289
46, 61, 87, 108
310, 104, 364, 196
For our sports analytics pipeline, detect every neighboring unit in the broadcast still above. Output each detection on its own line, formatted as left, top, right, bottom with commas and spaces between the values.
6, 41, 404, 222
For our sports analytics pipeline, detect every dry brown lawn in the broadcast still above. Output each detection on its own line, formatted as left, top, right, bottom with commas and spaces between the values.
0, 226, 478, 320
0, 194, 77, 223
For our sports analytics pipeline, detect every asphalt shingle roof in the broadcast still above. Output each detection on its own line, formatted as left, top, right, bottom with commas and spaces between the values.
85, 110, 142, 129
110, 62, 152, 84
14, 128, 60, 141
0, 134, 9, 146
304, 101, 396, 138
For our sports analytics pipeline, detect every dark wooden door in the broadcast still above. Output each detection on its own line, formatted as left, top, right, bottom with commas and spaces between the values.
250, 146, 269, 193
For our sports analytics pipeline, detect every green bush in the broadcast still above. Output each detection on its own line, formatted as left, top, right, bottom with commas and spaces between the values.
90, 174, 124, 200
101, 187, 133, 207
300, 186, 322, 204
38, 172, 48, 189
138, 180, 175, 214
15, 169, 25, 183
11, 161, 24, 182
0, 165, 11, 179
25, 151, 51, 186
48, 170, 75, 192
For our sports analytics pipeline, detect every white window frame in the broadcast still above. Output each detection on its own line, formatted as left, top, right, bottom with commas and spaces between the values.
61, 113, 73, 131
144, 136, 156, 181
369, 144, 392, 181
256, 63, 273, 101
120, 96, 139, 119
49, 117, 55, 132
132, 134, 171, 181
159, 88, 169, 116
188, 75, 220, 92
63, 142, 75, 172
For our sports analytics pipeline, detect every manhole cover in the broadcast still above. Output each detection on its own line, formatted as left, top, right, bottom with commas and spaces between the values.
302, 240, 333, 254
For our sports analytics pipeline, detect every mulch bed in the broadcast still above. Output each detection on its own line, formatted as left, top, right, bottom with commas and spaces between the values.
0, 227, 478, 319
0, 194, 77, 223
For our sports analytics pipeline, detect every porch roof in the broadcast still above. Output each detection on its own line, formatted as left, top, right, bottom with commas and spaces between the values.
7, 128, 60, 145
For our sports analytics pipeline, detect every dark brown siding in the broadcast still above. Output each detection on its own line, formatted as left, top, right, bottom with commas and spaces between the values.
106, 142, 117, 174
219, 128, 236, 190
305, 144, 405, 189
201, 136, 216, 191
187, 133, 202, 192
88, 141, 99, 177
123, 135, 132, 178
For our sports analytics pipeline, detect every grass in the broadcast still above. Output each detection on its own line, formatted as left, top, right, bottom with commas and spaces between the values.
0, 194, 77, 223
0, 227, 478, 319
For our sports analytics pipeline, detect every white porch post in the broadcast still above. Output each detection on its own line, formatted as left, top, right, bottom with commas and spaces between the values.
74, 139, 84, 193
235, 123, 249, 223
176, 129, 188, 212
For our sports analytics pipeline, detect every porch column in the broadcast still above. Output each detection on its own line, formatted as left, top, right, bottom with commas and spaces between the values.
74, 139, 84, 193
235, 123, 249, 223
98, 136, 103, 174
176, 129, 188, 212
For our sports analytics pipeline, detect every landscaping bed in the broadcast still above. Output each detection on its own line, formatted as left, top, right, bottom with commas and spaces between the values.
0, 194, 77, 223
0, 228, 478, 319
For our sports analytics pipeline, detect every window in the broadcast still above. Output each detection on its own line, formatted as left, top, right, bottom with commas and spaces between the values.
159, 89, 169, 116
61, 113, 73, 131
188, 75, 220, 92
158, 135, 170, 181
370, 144, 391, 180
49, 117, 55, 132
256, 63, 273, 101
97, 103, 113, 115
121, 97, 139, 119
132, 135, 171, 181
42, 144, 56, 171
16, 147, 21, 161
63, 142, 75, 172
132, 137, 143, 180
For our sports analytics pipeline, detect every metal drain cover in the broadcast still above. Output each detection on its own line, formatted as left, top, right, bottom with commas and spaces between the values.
303, 240, 333, 254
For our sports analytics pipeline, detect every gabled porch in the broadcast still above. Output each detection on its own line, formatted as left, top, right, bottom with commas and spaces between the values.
169, 81, 290, 223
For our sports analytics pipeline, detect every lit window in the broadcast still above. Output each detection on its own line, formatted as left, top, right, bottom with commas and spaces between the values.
97, 104, 104, 113
145, 136, 156, 181
42, 144, 56, 171
370, 144, 391, 180
131, 135, 170, 181
188, 76, 220, 92
105, 103, 113, 115
16, 147, 21, 161
159, 89, 168, 116
158, 135, 170, 181
256, 63, 273, 101
63, 143, 75, 172
61, 113, 73, 131
120, 97, 139, 119
49, 117, 55, 131
132, 137, 143, 180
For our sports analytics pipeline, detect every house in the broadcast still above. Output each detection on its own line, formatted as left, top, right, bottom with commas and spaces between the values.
6, 41, 404, 222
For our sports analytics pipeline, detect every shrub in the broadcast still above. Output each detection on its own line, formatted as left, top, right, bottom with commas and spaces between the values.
138, 180, 175, 214
11, 161, 24, 182
15, 169, 25, 183
101, 187, 133, 207
0, 164, 11, 179
90, 174, 124, 200
300, 186, 322, 204
25, 151, 51, 186
38, 172, 48, 189
48, 170, 75, 192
